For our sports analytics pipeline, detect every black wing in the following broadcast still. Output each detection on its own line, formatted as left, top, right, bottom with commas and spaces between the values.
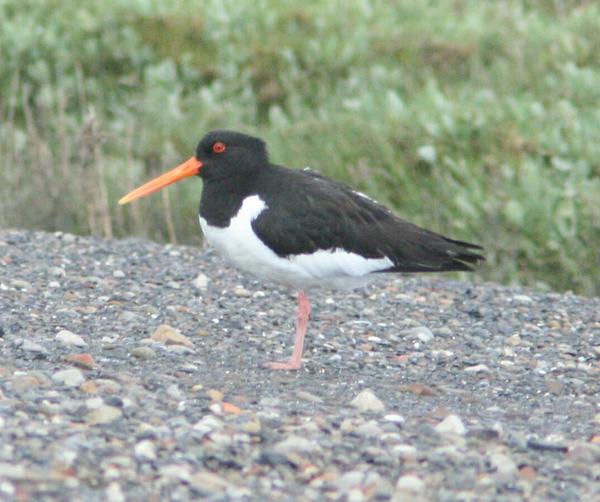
252, 166, 484, 272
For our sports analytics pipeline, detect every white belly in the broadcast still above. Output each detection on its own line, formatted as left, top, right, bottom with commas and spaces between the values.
199, 195, 393, 289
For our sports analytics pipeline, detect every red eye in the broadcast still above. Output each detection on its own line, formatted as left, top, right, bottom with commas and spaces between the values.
212, 142, 226, 153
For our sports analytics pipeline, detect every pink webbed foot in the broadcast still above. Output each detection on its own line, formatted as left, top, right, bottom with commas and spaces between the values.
263, 359, 303, 371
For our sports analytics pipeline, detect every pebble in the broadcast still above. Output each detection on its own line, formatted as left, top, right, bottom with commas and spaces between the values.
464, 364, 491, 373
355, 420, 384, 437
435, 414, 467, 436
192, 273, 209, 289
507, 334, 521, 346
489, 452, 518, 475
384, 414, 406, 426
393, 444, 418, 461
56, 329, 87, 347
105, 482, 125, 502
233, 285, 252, 297
21, 339, 47, 353
52, 368, 85, 387
513, 294, 533, 303
296, 390, 323, 403
87, 405, 123, 424
394, 474, 425, 494
350, 389, 385, 413
190, 471, 231, 494
64, 353, 96, 369
402, 326, 434, 343
151, 324, 194, 347
130, 346, 157, 360
134, 440, 157, 460
274, 435, 322, 455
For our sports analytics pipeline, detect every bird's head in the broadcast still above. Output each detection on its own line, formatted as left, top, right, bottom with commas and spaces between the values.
119, 130, 268, 205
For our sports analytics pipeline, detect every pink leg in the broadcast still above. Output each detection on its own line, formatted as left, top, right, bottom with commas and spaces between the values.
264, 290, 311, 370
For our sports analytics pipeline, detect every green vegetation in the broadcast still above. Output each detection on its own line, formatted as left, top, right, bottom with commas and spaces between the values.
1, 0, 599, 296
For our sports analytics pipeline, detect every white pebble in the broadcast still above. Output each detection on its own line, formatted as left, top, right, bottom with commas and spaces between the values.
55, 330, 87, 347
464, 364, 491, 373
395, 474, 425, 493
87, 405, 122, 424
489, 452, 517, 475
192, 273, 209, 289
350, 389, 385, 413
435, 414, 466, 436
135, 440, 157, 461
274, 435, 322, 454
52, 368, 85, 387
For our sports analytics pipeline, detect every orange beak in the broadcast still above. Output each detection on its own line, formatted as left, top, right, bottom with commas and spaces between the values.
119, 157, 203, 205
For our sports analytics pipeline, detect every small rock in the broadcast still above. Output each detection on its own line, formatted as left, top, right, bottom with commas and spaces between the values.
400, 383, 436, 396
164, 344, 195, 355
81, 379, 121, 394
355, 420, 384, 437
435, 326, 453, 337
105, 482, 125, 502
350, 389, 385, 413
52, 368, 85, 387
193, 415, 224, 436
393, 444, 417, 461
87, 405, 122, 425
526, 439, 568, 452
64, 353, 96, 369
435, 414, 466, 436
131, 346, 157, 360
192, 273, 209, 289
513, 294, 533, 304
11, 372, 49, 390
384, 414, 406, 426
135, 440, 157, 461
464, 364, 491, 373
394, 474, 425, 494
489, 452, 517, 475
233, 285, 252, 297
49, 266, 66, 277
11, 279, 32, 289
402, 326, 434, 343
274, 435, 322, 455
113, 270, 125, 278
56, 330, 87, 347
21, 339, 47, 353
167, 384, 182, 400
296, 390, 323, 403
120, 311, 139, 322
507, 334, 521, 346
210, 402, 242, 415
151, 325, 193, 347
190, 471, 231, 494
207, 389, 224, 401
337, 470, 367, 491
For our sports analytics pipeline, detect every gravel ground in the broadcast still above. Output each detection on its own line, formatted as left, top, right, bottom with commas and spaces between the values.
0, 228, 599, 502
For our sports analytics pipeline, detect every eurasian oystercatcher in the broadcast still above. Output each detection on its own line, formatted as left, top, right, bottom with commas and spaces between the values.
120, 130, 484, 370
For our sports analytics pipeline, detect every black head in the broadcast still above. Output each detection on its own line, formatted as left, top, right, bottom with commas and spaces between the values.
118, 130, 269, 206
194, 130, 269, 181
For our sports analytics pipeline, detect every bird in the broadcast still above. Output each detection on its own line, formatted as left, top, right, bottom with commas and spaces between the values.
119, 130, 484, 370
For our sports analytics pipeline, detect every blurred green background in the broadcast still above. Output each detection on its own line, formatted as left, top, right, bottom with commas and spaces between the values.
1, 0, 599, 296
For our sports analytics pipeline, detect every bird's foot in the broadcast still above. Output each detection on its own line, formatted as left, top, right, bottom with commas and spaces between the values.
263, 359, 302, 371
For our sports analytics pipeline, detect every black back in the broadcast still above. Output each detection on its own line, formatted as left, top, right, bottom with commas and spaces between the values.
195, 130, 484, 272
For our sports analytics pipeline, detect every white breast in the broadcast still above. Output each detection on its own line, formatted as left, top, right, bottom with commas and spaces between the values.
199, 195, 393, 289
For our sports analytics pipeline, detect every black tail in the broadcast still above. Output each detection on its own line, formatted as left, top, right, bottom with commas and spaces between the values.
382, 225, 486, 274
438, 237, 485, 272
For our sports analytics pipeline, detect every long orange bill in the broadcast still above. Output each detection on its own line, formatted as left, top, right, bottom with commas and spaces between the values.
119, 157, 203, 205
